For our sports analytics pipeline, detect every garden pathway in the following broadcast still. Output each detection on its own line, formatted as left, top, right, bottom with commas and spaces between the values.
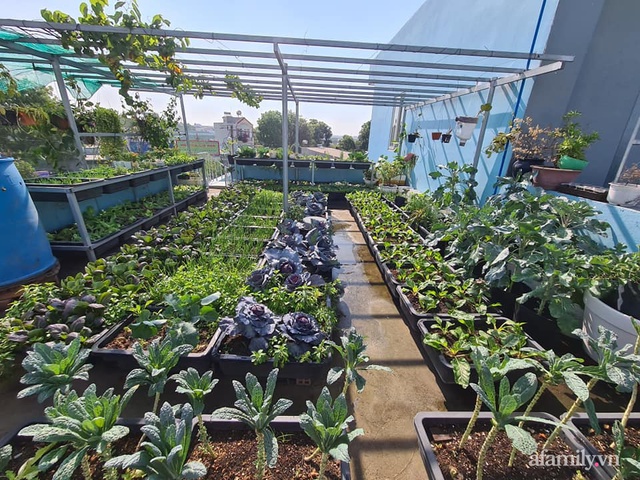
331, 208, 449, 480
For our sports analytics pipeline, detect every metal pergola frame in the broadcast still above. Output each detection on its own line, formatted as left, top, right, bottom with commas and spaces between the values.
0, 18, 574, 210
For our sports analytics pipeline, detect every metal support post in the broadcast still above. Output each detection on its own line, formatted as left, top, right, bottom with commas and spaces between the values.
52, 59, 86, 167
66, 191, 95, 261
295, 101, 300, 154
311, 161, 316, 185
282, 71, 289, 212
179, 94, 192, 154
471, 81, 497, 176
166, 170, 177, 215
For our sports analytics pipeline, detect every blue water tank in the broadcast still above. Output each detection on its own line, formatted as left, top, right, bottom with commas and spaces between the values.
0, 157, 57, 287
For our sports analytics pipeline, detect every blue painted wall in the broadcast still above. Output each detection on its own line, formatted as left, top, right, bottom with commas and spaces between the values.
369, 0, 559, 200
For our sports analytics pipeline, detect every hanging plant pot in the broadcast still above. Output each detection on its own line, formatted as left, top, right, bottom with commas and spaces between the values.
0, 109, 18, 126
50, 114, 70, 130
454, 116, 479, 146
17, 111, 38, 127
441, 133, 452, 143
431, 132, 442, 141
407, 134, 418, 143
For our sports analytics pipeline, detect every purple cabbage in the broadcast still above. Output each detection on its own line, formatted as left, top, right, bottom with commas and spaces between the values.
264, 247, 303, 275
246, 267, 273, 291
279, 312, 326, 355
284, 272, 326, 292
305, 201, 326, 217
218, 297, 280, 352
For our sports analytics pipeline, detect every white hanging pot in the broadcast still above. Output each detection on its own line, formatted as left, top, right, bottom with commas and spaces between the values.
454, 116, 479, 146
607, 182, 640, 206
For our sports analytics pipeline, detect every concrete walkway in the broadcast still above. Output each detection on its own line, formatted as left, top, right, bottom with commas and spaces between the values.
331, 209, 449, 480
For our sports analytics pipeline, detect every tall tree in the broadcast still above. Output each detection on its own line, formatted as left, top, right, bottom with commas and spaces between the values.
357, 120, 370, 151
337, 135, 357, 152
255, 110, 282, 147
308, 119, 333, 147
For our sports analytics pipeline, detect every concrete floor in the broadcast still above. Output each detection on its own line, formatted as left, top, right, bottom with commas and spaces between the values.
332, 209, 449, 480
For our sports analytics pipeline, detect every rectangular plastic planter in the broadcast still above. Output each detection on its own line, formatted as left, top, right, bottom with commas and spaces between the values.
90, 315, 216, 373
200, 415, 351, 480
417, 317, 544, 385
561, 412, 640, 480
210, 328, 332, 382
414, 412, 568, 480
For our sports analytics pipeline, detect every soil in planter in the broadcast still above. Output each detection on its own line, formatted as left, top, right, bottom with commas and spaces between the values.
104, 325, 213, 353
579, 423, 640, 459
5, 435, 138, 480
190, 429, 341, 479
430, 423, 588, 480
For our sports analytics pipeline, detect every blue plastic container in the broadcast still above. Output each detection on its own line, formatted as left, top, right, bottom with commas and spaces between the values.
0, 157, 57, 287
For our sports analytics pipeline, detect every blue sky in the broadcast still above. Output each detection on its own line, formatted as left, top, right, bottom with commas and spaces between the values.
4, 0, 426, 136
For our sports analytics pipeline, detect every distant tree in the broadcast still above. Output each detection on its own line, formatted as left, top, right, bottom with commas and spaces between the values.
337, 135, 357, 152
256, 110, 312, 149
357, 120, 370, 151
308, 119, 333, 147
255, 110, 282, 147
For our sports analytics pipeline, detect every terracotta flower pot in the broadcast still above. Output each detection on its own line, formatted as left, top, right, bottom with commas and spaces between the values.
17, 111, 37, 127
531, 165, 581, 191
431, 132, 442, 140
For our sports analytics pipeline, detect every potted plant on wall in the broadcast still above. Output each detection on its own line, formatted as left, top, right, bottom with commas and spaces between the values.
531, 111, 599, 190
408, 131, 421, 143
608, 163, 640, 206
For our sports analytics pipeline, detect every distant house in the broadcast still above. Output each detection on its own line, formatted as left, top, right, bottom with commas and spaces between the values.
213, 112, 254, 148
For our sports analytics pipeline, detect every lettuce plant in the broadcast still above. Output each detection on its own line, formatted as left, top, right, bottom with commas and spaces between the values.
18, 338, 92, 403
300, 387, 363, 480
327, 328, 391, 396
19, 384, 136, 480
212, 369, 292, 480
105, 402, 206, 480
124, 337, 194, 415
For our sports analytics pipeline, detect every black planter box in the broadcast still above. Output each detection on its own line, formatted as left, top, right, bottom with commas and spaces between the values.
414, 412, 566, 480
236, 158, 275, 166
103, 179, 130, 194
417, 317, 544, 385
129, 175, 150, 187
561, 413, 640, 480
149, 170, 167, 182
351, 162, 371, 170
90, 316, 216, 372
210, 329, 332, 382
396, 285, 435, 331
292, 160, 311, 168
200, 416, 351, 480
315, 161, 334, 169
333, 162, 352, 170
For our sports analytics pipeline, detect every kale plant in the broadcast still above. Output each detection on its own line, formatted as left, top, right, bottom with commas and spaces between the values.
105, 402, 206, 479
19, 384, 136, 479
212, 369, 292, 480
300, 387, 363, 480
18, 338, 92, 403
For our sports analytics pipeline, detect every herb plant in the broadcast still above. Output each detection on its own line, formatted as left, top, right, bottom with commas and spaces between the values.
613, 421, 640, 480
212, 369, 293, 480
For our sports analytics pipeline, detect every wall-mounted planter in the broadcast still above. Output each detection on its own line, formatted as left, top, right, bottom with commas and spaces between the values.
315, 160, 334, 169
334, 162, 352, 170
431, 132, 442, 141
441, 133, 452, 143
292, 160, 311, 168
351, 162, 372, 170
210, 328, 332, 381
408, 134, 419, 143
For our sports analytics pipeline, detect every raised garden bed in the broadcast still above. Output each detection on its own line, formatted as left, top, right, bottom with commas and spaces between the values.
414, 412, 591, 480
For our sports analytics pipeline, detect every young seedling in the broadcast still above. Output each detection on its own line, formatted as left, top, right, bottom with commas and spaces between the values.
18, 384, 136, 480
105, 402, 206, 480
300, 387, 363, 480
212, 368, 292, 480
458, 347, 535, 448
170, 368, 218, 450
327, 328, 391, 396
18, 338, 92, 403
470, 359, 563, 480
544, 327, 640, 449
613, 420, 640, 479
508, 350, 587, 466
124, 336, 194, 416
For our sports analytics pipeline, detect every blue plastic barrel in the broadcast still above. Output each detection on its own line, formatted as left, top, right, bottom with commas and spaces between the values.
0, 157, 57, 287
